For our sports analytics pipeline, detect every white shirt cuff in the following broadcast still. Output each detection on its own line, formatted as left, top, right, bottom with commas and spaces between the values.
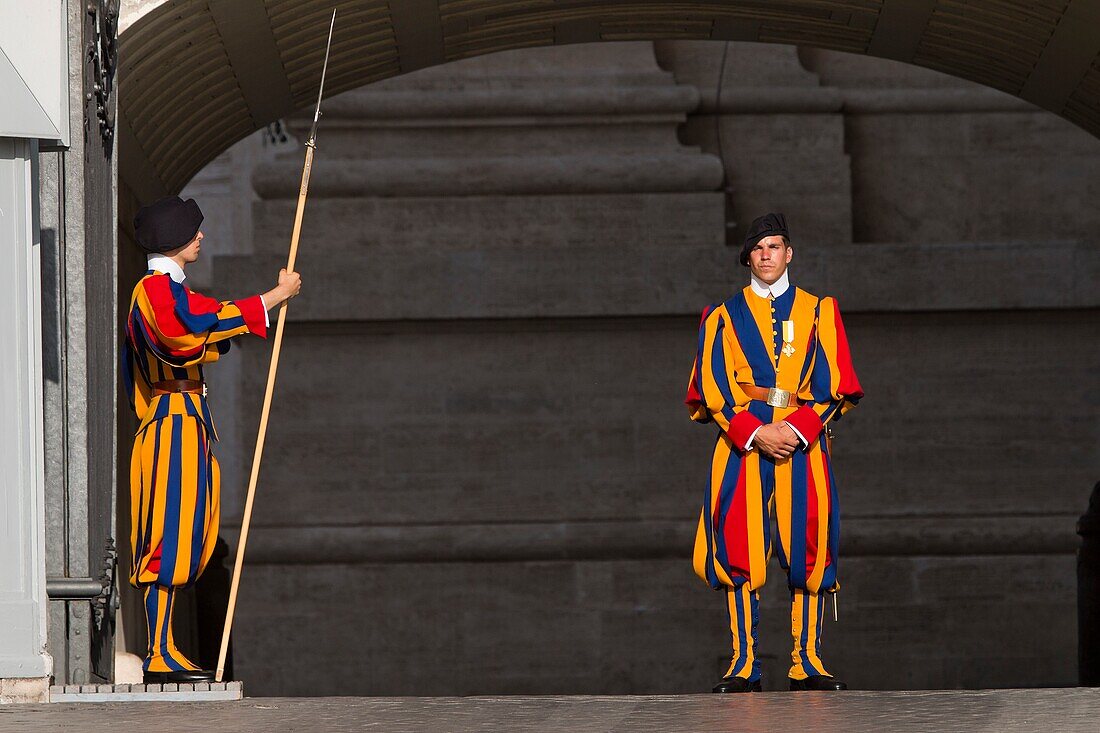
783, 420, 809, 448
260, 294, 270, 328
744, 426, 763, 451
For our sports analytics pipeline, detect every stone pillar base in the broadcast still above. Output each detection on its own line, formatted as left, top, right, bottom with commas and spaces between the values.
0, 677, 50, 704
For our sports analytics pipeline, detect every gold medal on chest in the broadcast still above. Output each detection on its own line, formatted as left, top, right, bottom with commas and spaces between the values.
781, 320, 796, 358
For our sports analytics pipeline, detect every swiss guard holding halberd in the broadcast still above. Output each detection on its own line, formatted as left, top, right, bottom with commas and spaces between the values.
686, 213, 863, 693
122, 196, 301, 683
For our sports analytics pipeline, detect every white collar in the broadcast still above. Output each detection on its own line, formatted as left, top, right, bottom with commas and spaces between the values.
749, 269, 790, 299
146, 254, 186, 284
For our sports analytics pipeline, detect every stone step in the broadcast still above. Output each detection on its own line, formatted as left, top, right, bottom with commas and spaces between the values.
295, 120, 697, 162
297, 86, 699, 158
248, 193, 721, 254
251, 153, 724, 199
213, 239, 1098, 321
316, 83, 698, 121
49, 681, 243, 703
220, 515, 1080, 566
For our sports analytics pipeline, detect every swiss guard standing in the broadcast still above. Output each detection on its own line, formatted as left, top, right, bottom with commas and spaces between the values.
122, 196, 301, 683
685, 213, 863, 692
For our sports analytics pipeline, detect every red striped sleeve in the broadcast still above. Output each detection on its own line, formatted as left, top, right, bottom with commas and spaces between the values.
235, 295, 268, 339
831, 299, 863, 400
685, 305, 713, 408
184, 289, 224, 315
727, 410, 764, 450
141, 275, 190, 338
785, 405, 823, 445
135, 306, 203, 359
685, 369, 703, 408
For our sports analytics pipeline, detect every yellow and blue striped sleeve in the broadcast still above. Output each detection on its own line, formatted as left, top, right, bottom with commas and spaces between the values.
132, 274, 268, 368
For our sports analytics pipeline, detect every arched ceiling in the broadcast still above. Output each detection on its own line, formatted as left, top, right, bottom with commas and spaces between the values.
118, 0, 1100, 203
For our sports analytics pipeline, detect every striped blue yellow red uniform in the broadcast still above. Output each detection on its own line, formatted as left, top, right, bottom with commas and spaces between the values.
686, 284, 862, 682
123, 269, 267, 672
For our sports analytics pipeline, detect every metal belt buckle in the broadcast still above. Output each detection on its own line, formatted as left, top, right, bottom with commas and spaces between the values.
766, 387, 791, 408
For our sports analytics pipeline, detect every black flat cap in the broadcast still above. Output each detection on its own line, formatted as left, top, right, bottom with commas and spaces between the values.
740, 212, 789, 266
133, 196, 204, 254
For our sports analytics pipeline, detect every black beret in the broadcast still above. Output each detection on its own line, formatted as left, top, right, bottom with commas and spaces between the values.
740, 212, 789, 266
133, 196, 204, 254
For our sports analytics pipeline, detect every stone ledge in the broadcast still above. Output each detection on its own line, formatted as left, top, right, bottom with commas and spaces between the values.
805, 240, 1099, 313
248, 193, 722, 254
699, 85, 843, 114
214, 240, 1098, 321
252, 152, 724, 198
840, 87, 1034, 114
697, 85, 1035, 115
221, 514, 1079, 565
48, 681, 242, 703
319, 85, 701, 120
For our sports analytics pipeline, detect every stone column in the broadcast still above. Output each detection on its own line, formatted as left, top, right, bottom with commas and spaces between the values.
657, 41, 851, 245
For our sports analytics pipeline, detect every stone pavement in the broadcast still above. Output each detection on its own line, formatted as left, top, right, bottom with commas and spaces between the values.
2, 688, 1099, 733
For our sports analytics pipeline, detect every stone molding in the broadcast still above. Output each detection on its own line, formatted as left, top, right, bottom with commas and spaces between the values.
216, 240, 1099, 321
840, 88, 1034, 115
222, 514, 1079, 565
319, 85, 699, 121
697, 85, 841, 114
252, 153, 723, 198
697, 86, 1035, 115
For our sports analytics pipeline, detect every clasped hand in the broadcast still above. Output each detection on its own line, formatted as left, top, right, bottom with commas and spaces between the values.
752, 421, 800, 460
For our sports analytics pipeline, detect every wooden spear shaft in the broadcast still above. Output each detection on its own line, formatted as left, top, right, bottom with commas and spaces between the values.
213, 144, 314, 682
215, 10, 335, 683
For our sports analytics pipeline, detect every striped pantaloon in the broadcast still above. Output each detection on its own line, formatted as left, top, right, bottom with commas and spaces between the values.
129, 414, 220, 672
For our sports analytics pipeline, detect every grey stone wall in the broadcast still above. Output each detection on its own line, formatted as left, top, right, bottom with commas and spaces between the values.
194, 42, 1100, 694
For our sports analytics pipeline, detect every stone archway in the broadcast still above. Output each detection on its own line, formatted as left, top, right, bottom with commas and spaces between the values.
119, 0, 1100, 202
113, 1, 1100, 696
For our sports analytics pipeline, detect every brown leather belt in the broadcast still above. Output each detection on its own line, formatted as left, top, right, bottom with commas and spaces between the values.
152, 379, 206, 396
739, 384, 803, 409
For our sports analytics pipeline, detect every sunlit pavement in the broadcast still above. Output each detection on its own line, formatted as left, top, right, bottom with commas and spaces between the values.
3, 688, 1100, 732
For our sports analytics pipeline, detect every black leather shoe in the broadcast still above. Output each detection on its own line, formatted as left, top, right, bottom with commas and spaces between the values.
143, 669, 216, 684
712, 676, 762, 693
789, 675, 847, 691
